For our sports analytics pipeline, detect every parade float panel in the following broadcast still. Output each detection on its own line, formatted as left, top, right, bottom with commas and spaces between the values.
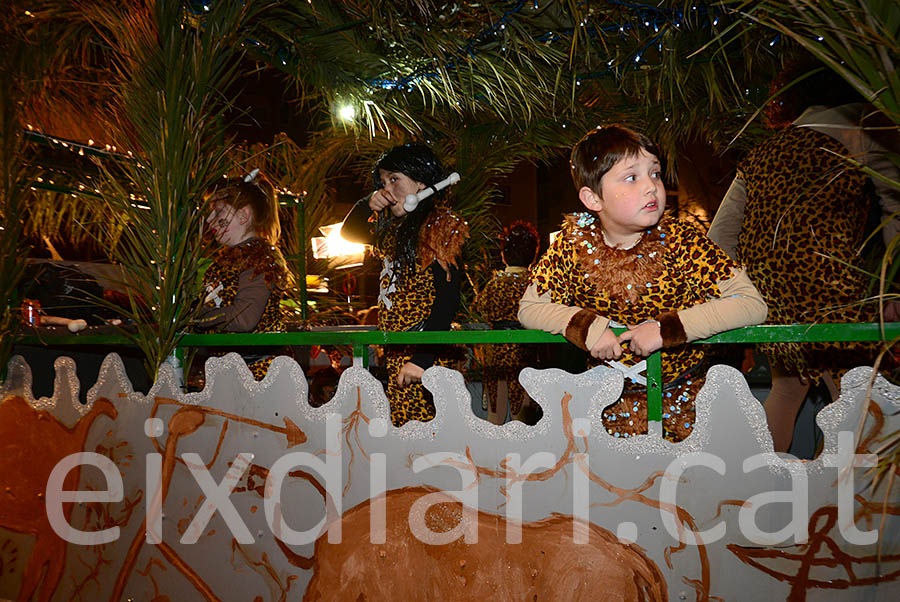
0, 353, 898, 601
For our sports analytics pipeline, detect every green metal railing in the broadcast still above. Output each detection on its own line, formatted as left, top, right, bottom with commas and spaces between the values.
16, 323, 900, 425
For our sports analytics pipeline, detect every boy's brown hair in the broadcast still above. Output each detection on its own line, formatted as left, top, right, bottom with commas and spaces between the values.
206, 173, 281, 244
569, 125, 661, 194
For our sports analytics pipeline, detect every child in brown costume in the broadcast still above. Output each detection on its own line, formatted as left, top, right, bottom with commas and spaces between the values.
195, 171, 291, 380
341, 144, 468, 427
475, 221, 540, 424
519, 126, 767, 441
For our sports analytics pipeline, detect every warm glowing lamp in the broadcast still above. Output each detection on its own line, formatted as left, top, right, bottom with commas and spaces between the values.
311, 223, 366, 262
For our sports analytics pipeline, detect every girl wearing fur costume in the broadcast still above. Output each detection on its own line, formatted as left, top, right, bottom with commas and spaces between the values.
341, 144, 469, 427
195, 172, 291, 380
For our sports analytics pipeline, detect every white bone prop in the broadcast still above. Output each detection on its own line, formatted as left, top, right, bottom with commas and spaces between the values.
403, 172, 461, 212
41, 315, 88, 332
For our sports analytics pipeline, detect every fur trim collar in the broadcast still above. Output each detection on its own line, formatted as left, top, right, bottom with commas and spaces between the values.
565, 212, 670, 303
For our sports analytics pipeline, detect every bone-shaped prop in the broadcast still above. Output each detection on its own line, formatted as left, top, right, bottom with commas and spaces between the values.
403, 172, 461, 212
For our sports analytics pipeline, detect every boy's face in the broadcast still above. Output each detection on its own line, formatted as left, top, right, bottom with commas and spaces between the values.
586, 149, 666, 239
378, 169, 426, 217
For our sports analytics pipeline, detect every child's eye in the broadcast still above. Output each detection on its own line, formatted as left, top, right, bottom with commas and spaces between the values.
652, 171, 662, 179
624, 175, 636, 182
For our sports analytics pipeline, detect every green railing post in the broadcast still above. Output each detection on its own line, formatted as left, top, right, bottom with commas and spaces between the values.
353, 343, 368, 368
646, 351, 663, 432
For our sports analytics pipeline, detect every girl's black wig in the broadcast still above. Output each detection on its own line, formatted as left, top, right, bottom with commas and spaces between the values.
372, 144, 448, 275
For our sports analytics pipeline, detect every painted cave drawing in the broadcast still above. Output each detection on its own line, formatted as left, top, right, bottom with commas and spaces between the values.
0, 354, 898, 601
0, 395, 116, 602
725, 401, 900, 601
304, 486, 667, 601
309, 389, 679, 601
108, 394, 321, 601
406, 390, 712, 600
729, 506, 900, 602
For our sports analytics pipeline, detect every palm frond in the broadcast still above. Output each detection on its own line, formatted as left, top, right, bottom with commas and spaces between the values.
67, 0, 264, 374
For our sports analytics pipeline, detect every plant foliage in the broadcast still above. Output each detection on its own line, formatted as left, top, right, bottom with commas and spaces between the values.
69, 0, 260, 374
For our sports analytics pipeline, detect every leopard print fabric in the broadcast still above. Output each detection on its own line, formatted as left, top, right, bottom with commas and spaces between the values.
374, 222, 437, 333
385, 349, 456, 427
530, 214, 739, 440
737, 126, 878, 380
373, 210, 467, 427
603, 378, 703, 442
475, 270, 535, 415
199, 238, 289, 380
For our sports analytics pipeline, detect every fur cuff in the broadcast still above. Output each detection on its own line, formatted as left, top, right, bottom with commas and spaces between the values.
564, 309, 599, 351
655, 310, 687, 347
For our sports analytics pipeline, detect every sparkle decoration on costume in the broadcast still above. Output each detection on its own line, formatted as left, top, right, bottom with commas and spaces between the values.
565, 212, 667, 303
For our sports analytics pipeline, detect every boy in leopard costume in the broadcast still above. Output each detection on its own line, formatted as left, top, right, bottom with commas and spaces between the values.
341, 144, 468, 427
519, 126, 767, 441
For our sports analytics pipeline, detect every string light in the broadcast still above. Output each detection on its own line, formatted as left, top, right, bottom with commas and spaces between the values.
358, 2, 732, 92
338, 104, 356, 121
25, 129, 130, 161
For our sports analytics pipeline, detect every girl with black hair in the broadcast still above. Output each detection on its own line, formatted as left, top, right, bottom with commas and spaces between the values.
341, 144, 469, 427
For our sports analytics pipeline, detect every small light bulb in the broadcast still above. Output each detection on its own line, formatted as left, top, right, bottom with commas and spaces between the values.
338, 105, 356, 121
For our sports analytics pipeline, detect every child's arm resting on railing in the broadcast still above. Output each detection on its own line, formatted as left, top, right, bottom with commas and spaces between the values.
666, 267, 768, 344
518, 283, 612, 352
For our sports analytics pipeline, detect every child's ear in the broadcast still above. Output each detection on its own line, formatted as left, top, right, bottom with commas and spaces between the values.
237, 205, 253, 224
578, 186, 603, 212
